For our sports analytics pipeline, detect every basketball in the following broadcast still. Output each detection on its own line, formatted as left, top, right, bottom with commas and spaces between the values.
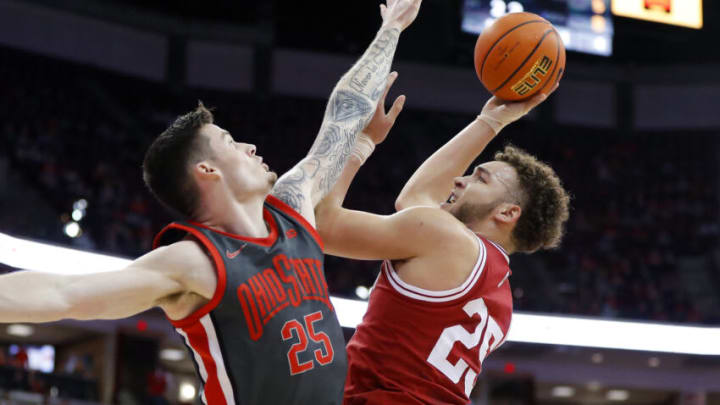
474, 12, 566, 101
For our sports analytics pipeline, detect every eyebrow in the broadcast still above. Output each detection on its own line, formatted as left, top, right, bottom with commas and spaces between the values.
221, 130, 232, 140
474, 166, 491, 181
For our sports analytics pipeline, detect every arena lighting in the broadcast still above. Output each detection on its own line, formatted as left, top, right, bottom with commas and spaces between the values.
551, 386, 575, 398
179, 382, 197, 402
7, 324, 34, 337
71, 209, 84, 221
3, 232, 720, 356
606, 389, 629, 401
160, 348, 185, 361
355, 285, 370, 299
63, 222, 81, 238
0, 232, 128, 275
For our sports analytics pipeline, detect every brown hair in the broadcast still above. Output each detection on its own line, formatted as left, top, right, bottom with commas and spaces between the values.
495, 145, 570, 253
142, 103, 215, 218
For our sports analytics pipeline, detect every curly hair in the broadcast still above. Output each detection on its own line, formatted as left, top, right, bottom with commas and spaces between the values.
494, 145, 570, 253
142, 102, 215, 218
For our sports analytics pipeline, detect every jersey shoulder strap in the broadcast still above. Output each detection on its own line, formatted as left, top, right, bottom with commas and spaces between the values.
264, 195, 324, 250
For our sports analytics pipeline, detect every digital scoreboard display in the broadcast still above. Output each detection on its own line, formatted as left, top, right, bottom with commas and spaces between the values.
611, 0, 702, 29
462, 0, 614, 56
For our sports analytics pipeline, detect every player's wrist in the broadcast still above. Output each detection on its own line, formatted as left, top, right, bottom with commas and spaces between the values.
477, 113, 506, 135
381, 21, 404, 32
352, 134, 376, 165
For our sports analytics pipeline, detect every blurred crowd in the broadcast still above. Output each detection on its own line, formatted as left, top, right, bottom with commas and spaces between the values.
0, 345, 97, 402
2, 47, 720, 325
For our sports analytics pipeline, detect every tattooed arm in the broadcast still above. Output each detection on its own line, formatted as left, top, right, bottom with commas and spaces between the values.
271, 0, 421, 226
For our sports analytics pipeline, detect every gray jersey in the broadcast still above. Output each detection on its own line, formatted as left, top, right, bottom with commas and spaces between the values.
153, 196, 347, 405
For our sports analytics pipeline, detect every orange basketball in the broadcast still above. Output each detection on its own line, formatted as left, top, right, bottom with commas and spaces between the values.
474, 12, 566, 101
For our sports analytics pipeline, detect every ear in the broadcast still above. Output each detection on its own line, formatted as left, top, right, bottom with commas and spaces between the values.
494, 203, 521, 226
193, 161, 221, 182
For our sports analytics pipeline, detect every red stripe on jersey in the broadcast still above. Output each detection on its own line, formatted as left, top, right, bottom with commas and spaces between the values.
153, 224, 228, 328
265, 195, 324, 250
181, 321, 228, 405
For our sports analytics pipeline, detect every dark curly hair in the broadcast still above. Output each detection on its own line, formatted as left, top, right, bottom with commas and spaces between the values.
142, 103, 215, 218
494, 145, 570, 253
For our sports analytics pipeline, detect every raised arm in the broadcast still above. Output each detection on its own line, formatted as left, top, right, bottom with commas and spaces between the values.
0, 241, 205, 323
395, 91, 552, 210
271, 0, 421, 226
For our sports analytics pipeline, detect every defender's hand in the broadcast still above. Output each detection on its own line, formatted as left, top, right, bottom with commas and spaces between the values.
380, 0, 422, 32
479, 83, 558, 134
363, 72, 406, 145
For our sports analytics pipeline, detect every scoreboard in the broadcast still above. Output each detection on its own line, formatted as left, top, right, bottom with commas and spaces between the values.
611, 0, 702, 29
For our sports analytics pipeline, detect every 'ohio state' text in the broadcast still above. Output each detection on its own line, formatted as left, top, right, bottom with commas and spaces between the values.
236, 253, 333, 340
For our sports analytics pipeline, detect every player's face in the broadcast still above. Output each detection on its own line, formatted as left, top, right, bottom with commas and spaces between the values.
201, 124, 278, 195
442, 161, 520, 225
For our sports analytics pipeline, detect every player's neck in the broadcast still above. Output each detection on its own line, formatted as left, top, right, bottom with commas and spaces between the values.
196, 190, 269, 238
470, 221, 515, 254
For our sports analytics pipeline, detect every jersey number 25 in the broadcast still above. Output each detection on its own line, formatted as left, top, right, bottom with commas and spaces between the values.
281, 311, 335, 375
426, 298, 505, 397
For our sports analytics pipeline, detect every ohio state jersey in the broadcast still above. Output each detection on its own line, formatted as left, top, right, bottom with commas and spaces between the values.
344, 234, 512, 405
153, 195, 347, 405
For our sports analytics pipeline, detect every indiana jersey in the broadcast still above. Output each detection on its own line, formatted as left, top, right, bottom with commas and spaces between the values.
153, 196, 347, 405
344, 234, 512, 405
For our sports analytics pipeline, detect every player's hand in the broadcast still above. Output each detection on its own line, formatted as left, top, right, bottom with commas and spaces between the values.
362, 72, 405, 145
479, 83, 558, 134
380, 0, 422, 32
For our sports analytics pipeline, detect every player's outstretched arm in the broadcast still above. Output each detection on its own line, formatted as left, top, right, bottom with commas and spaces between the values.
271, 0, 421, 226
0, 242, 202, 323
395, 90, 552, 210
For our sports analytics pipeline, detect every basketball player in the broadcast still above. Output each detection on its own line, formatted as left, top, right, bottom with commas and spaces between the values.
0, 1, 421, 404
316, 80, 570, 404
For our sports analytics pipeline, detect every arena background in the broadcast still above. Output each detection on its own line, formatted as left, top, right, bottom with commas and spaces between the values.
1, 0, 720, 403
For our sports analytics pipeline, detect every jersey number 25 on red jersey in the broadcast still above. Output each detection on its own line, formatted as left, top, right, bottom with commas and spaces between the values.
427, 297, 505, 397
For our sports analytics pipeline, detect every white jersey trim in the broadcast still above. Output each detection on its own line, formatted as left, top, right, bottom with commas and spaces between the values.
485, 238, 510, 264
384, 234, 487, 302
176, 327, 210, 405
200, 315, 237, 405
176, 315, 236, 405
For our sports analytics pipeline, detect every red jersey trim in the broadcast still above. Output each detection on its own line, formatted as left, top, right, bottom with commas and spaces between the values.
265, 194, 324, 251
187, 208, 278, 248
175, 316, 235, 404
383, 234, 487, 303
153, 223, 228, 328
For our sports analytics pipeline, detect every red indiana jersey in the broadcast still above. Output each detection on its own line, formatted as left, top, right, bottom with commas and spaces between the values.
344, 234, 513, 405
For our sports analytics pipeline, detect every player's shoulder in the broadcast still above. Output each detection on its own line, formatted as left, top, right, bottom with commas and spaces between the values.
393, 206, 477, 247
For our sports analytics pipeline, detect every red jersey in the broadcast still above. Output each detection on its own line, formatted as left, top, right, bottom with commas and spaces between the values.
344, 235, 513, 405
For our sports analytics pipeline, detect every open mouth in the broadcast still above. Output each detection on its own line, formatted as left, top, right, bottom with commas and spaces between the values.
445, 192, 458, 205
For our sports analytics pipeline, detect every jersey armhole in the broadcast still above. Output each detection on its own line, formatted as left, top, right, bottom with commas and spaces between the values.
265, 194, 324, 250
382, 235, 488, 304
153, 223, 228, 328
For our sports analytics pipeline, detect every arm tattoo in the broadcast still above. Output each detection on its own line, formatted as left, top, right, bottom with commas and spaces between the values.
271, 158, 320, 212
308, 27, 401, 199
272, 27, 401, 213
349, 28, 401, 98
328, 91, 372, 122
272, 167, 307, 212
